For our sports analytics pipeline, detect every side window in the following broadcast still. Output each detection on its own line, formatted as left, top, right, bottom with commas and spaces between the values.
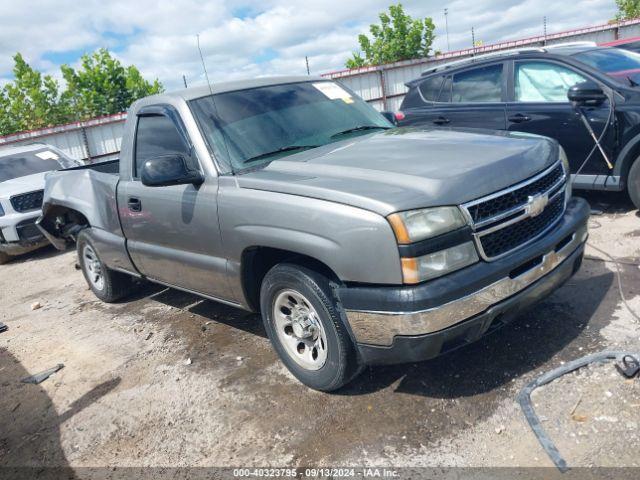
438, 76, 452, 102
134, 114, 190, 177
515, 61, 588, 102
452, 64, 503, 103
400, 87, 425, 109
418, 76, 444, 102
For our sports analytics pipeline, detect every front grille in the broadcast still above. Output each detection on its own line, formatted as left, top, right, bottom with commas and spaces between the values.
16, 219, 44, 243
462, 161, 567, 261
10, 190, 44, 213
467, 163, 564, 224
479, 193, 565, 258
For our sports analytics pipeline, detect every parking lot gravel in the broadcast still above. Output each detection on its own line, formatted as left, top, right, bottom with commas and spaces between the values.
0, 192, 638, 475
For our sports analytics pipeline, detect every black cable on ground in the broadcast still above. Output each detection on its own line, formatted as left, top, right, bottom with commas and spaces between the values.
586, 242, 640, 323
584, 255, 640, 267
517, 350, 638, 473
518, 239, 640, 471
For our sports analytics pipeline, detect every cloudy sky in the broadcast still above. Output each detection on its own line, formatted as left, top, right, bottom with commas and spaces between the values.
0, 0, 618, 90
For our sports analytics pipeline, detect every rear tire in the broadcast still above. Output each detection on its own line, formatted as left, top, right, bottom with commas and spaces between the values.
0, 252, 11, 265
260, 263, 363, 392
628, 158, 640, 210
77, 229, 137, 302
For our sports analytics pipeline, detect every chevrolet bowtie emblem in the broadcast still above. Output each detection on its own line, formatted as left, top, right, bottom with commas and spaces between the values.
526, 193, 548, 217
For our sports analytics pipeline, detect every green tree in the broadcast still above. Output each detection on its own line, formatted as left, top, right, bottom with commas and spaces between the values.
0, 49, 163, 135
61, 48, 163, 120
616, 0, 640, 20
0, 53, 70, 134
0, 90, 17, 135
346, 3, 436, 68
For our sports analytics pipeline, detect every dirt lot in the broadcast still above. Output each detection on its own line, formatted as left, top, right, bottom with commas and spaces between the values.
1, 192, 639, 476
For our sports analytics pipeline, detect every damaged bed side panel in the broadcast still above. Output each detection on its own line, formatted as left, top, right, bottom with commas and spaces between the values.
37, 166, 138, 274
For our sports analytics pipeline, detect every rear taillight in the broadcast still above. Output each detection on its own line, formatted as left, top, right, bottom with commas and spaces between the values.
395, 111, 406, 121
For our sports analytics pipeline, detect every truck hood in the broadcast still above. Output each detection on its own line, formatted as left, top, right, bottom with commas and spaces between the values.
0, 171, 48, 199
236, 128, 558, 216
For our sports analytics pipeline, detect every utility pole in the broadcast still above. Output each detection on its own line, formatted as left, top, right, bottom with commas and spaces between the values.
182, 75, 188, 88
543, 16, 547, 46
471, 27, 476, 56
305, 56, 310, 75
444, 8, 450, 52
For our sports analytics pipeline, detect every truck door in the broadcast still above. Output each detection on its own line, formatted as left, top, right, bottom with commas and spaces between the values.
117, 105, 232, 301
506, 60, 613, 175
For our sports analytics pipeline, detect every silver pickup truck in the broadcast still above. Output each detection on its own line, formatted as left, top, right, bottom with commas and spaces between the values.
38, 76, 589, 391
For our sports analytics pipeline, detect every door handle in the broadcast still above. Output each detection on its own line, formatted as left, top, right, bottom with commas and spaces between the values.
508, 113, 531, 123
433, 116, 450, 125
128, 197, 142, 212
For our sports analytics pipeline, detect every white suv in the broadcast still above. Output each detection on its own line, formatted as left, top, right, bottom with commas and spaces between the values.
0, 144, 81, 264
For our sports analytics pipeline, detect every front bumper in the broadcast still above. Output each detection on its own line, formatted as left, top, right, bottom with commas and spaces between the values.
338, 197, 590, 365
0, 212, 48, 256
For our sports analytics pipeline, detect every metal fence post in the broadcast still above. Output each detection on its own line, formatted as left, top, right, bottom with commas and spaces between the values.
379, 68, 388, 111
80, 126, 92, 163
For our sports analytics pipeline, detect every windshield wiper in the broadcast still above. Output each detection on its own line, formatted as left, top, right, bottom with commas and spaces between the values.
243, 145, 321, 164
329, 125, 390, 139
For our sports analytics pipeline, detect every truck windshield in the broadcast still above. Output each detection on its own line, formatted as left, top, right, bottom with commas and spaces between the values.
0, 149, 76, 182
190, 81, 391, 172
573, 47, 640, 85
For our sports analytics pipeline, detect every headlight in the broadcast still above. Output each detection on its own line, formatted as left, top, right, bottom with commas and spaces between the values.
559, 146, 572, 200
401, 241, 479, 284
387, 206, 467, 244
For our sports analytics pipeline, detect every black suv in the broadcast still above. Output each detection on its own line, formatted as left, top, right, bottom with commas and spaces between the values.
398, 43, 640, 208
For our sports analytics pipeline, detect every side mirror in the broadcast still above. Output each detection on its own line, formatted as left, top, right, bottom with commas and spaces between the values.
140, 154, 204, 187
380, 111, 398, 126
567, 80, 606, 106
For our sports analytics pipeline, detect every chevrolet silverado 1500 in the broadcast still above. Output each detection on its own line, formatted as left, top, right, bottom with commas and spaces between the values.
38, 76, 589, 391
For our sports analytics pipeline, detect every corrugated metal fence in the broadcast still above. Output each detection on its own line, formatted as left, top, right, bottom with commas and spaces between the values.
3, 18, 640, 161
0, 113, 126, 163
324, 18, 640, 111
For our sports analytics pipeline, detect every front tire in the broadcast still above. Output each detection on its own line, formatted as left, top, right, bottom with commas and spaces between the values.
77, 229, 137, 302
628, 158, 640, 210
260, 263, 363, 391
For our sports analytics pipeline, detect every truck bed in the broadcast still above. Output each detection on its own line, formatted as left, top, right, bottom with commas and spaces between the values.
38, 159, 123, 246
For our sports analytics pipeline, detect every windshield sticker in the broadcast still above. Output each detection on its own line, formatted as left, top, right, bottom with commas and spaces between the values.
313, 82, 352, 103
35, 150, 59, 161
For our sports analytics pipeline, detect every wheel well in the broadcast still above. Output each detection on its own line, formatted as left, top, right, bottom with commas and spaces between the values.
617, 136, 640, 181
241, 247, 341, 312
41, 206, 90, 242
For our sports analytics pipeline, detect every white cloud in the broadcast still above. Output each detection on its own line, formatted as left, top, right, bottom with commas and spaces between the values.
0, 0, 618, 90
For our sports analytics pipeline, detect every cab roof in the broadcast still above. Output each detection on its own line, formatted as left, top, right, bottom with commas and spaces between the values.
0, 142, 61, 157
420, 42, 602, 77
144, 75, 326, 103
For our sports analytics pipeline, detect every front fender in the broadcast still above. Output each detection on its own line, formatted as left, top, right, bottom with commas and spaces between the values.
219, 187, 403, 285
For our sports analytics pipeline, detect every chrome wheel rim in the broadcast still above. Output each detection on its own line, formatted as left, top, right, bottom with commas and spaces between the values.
83, 244, 105, 291
272, 289, 328, 370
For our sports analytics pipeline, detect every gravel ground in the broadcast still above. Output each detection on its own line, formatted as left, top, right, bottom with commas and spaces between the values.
0, 192, 638, 477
